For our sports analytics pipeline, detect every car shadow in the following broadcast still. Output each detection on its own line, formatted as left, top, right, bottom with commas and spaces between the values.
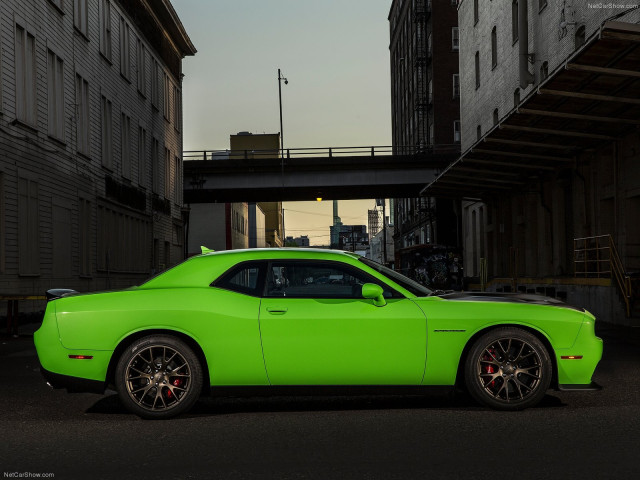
86, 391, 566, 418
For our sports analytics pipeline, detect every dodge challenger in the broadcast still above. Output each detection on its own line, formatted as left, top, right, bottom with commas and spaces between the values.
34, 248, 602, 419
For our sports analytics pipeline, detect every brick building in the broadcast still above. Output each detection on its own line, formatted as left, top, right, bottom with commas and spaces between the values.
388, 0, 462, 281
0, 0, 195, 301
425, 0, 640, 324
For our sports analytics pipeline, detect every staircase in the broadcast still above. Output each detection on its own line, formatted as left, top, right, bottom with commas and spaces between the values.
574, 234, 635, 317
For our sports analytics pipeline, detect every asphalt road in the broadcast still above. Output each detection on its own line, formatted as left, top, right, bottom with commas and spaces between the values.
1, 324, 639, 480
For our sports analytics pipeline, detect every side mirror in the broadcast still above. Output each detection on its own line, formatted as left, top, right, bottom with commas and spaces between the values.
362, 283, 387, 307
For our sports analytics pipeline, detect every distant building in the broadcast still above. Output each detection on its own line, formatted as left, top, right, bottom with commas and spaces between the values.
331, 225, 368, 253
330, 200, 343, 248
249, 204, 266, 248
284, 236, 310, 248
388, 0, 461, 278
188, 203, 248, 252
187, 132, 282, 252
230, 133, 283, 247
0, 0, 195, 298
369, 223, 395, 267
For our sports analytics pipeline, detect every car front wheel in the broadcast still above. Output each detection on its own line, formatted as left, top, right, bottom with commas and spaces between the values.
464, 327, 552, 410
115, 335, 203, 419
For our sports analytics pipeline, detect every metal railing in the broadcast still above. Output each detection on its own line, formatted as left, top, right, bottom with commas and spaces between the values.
574, 234, 633, 316
183, 144, 461, 162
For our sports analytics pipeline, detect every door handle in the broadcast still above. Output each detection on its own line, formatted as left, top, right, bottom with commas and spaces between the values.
266, 307, 288, 314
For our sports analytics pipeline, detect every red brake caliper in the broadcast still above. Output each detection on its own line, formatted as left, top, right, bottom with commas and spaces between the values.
165, 378, 182, 400
482, 348, 497, 388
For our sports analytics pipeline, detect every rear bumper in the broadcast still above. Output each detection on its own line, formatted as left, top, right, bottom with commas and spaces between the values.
40, 366, 106, 394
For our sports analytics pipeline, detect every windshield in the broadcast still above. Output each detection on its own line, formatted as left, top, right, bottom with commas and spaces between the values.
359, 257, 433, 297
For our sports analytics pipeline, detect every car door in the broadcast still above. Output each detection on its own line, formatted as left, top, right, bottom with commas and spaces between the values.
259, 260, 427, 385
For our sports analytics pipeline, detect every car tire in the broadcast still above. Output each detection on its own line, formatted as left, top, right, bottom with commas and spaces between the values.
464, 327, 552, 410
115, 335, 203, 419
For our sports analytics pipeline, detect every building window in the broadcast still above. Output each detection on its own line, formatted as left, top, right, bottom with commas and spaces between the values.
138, 125, 146, 186
79, 197, 91, 276
512, 1, 519, 43
454, 120, 461, 143
514, 88, 521, 107
15, 24, 37, 126
173, 223, 184, 248
540, 61, 549, 81
163, 73, 171, 121
47, 50, 65, 141
101, 95, 113, 169
539, 0, 547, 12
75, 74, 90, 156
493, 108, 499, 126
491, 26, 497, 69
164, 147, 171, 199
121, 112, 131, 179
452, 27, 459, 51
476, 125, 482, 141
119, 17, 131, 80
173, 155, 180, 203
164, 240, 171, 269
473, 0, 479, 25
575, 25, 586, 50
475, 51, 480, 89
173, 84, 181, 132
0, 37, 3, 112
49, 0, 64, 11
97, 204, 150, 273
151, 58, 160, 109
453, 74, 460, 98
18, 176, 39, 275
0, 173, 4, 272
100, 0, 112, 61
136, 38, 146, 96
152, 138, 160, 194
74, 0, 88, 37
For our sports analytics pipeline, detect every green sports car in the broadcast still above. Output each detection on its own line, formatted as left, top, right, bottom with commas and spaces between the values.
34, 248, 602, 419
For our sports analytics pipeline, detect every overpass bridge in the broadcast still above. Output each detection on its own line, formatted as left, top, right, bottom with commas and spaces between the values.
183, 145, 460, 203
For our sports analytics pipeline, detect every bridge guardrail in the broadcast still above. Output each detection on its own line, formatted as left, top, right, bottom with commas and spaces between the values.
183, 144, 461, 162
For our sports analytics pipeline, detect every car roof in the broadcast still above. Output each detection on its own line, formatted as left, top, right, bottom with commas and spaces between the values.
197, 247, 361, 259
139, 248, 364, 290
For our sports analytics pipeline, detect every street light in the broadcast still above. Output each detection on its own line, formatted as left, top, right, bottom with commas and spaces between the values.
278, 68, 288, 153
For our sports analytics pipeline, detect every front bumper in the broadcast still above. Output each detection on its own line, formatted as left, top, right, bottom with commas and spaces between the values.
556, 316, 603, 387
558, 382, 603, 391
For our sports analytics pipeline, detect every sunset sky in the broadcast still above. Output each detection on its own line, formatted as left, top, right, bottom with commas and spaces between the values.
173, 0, 393, 244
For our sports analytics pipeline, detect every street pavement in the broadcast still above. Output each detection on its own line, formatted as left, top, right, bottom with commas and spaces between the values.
0, 321, 639, 479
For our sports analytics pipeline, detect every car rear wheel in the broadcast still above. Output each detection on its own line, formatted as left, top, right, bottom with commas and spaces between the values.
115, 335, 203, 419
464, 327, 552, 410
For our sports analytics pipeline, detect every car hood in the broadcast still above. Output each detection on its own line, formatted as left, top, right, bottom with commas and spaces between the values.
436, 291, 585, 312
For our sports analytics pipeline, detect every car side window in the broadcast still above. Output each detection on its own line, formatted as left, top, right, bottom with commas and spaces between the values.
264, 261, 396, 299
213, 262, 265, 297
